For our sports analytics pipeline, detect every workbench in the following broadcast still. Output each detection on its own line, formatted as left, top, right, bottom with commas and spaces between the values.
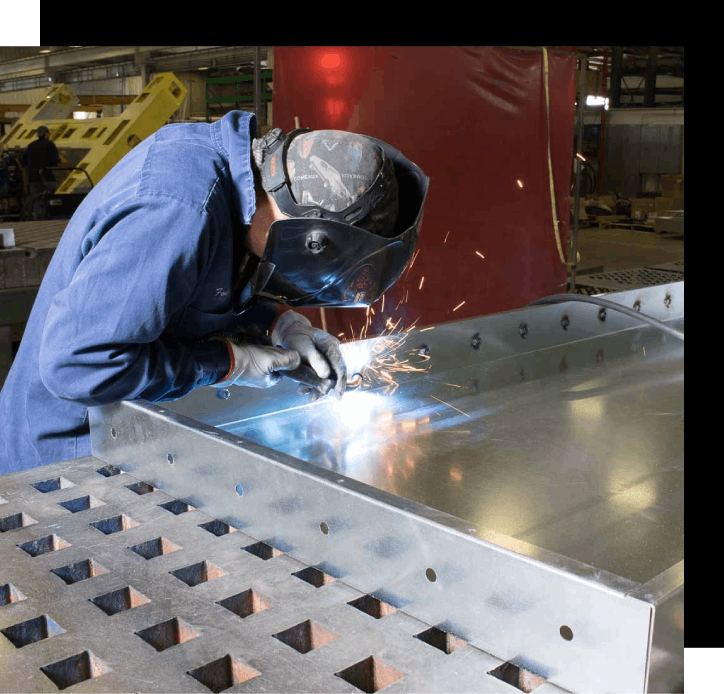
0, 282, 684, 693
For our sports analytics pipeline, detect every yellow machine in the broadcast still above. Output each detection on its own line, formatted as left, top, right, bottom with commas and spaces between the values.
1, 73, 187, 196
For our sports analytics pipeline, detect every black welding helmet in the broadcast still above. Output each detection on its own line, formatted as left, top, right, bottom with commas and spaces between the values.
250, 127, 429, 308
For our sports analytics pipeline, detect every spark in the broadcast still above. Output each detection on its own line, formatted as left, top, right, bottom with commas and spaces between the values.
443, 382, 464, 388
444, 231, 450, 243
370, 307, 375, 315
404, 289, 409, 303
475, 251, 485, 259
430, 394, 471, 418
452, 301, 466, 311
517, 179, 524, 188
381, 295, 385, 313
420, 326, 435, 332
409, 248, 421, 269
419, 276, 425, 290
338, 332, 345, 338
576, 152, 586, 161
404, 317, 421, 332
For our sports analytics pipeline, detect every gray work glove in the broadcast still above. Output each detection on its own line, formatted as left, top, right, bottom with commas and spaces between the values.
271, 310, 347, 399
211, 335, 301, 388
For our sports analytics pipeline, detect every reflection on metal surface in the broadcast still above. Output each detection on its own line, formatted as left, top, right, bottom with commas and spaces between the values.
87, 282, 684, 693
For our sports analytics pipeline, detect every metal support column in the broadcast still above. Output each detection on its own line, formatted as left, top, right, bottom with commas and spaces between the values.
645, 46, 658, 107
598, 47, 609, 195
610, 46, 623, 109
253, 46, 262, 130
569, 56, 587, 294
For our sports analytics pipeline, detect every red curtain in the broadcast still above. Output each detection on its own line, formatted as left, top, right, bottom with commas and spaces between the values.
272, 47, 577, 338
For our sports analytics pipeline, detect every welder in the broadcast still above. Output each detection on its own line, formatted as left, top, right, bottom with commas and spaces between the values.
0, 111, 429, 474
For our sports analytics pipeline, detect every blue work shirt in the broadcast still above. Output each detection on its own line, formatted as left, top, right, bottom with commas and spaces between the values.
0, 111, 280, 474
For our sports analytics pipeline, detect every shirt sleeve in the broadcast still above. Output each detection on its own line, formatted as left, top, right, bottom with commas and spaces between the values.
39, 195, 230, 406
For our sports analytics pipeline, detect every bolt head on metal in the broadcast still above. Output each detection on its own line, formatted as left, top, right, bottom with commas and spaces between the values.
470, 333, 482, 350
216, 388, 231, 401
418, 345, 429, 357
518, 323, 528, 338
633, 300, 642, 312
598, 308, 607, 322
561, 315, 570, 331
664, 294, 672, 308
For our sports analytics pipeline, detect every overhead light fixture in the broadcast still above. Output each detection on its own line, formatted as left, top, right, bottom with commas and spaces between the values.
198, 66, 209, 70
39, 49, 52, 54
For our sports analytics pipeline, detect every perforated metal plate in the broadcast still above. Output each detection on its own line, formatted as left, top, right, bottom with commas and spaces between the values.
1, 457, 569, 693
576, 266, 684, 293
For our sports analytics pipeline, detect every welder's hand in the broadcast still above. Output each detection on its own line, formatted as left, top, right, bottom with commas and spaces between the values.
272, 310, 347, 399
211, 335, 301, 389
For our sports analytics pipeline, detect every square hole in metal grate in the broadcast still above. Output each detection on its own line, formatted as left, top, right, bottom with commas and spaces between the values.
58, 495, 104, 513
91, 514, 140, 535
136, 617, 199, 652
51, 559, 109, 584
1, 614, 66, 648
90, 586, 150, 616
272, 620, 340, 654
335, 656, 405, 693
348, 595, 398, 619
125, 481, 156, 495
96, 465, 123, 477
18, 534, 71, 556
0, 512, 38, 532
0, 583, 28, 606
199, 520, 237, 537
292, 566, 336, 588
128, 537, 182, 559
171, 561, 226, 587
487, 662, 548, 693
32, 477, 74, 493
242, 541, 283, 560
188, 655, 260, 693
159, 499, 195, 515
414, 626, 467, 654
217, 589, 272, 619
41, 651, 111, 690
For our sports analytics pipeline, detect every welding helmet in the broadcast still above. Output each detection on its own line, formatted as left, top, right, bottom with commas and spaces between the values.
250, 127, 429, 308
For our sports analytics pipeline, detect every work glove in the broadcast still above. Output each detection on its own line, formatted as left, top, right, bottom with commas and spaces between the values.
211, 334, 301, 389
271, 310, 347, 399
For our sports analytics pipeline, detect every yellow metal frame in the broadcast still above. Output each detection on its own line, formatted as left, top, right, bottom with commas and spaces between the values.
1, 73, 187, 194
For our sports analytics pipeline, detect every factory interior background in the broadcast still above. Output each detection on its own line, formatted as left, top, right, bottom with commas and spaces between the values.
1, 46, 689, 693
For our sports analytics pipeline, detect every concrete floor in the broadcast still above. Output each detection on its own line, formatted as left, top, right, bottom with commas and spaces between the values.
574, 224, 684, 274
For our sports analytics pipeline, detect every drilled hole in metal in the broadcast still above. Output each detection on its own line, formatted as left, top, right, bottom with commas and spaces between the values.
41, 651, 111, 690
335, 656, 405, 693
90, 586, 150, 615
136, 617, 199, 651
17, 534, 71, 556
167, 454, 174, 465
425, 568, 437, 582
348, 594, 397, 619
414, 626, 467, 653
320, 521, 329, 535
51, 559, 109, 584
487, 661, 547, 692
171, 560, 226, 586
110, 427, 117, 438
188, 655, 260, 692
273, 620, 340, 654
1, 614, 66, 648
217, 589, 272, 619
235, 484, 244, 496
560, 625, 574, 641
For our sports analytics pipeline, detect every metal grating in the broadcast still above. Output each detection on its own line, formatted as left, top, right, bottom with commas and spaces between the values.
0, 456, 568, 693
576, 266, 684, 294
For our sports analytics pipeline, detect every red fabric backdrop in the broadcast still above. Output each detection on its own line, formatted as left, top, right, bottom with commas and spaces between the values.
271, 46, 577, 339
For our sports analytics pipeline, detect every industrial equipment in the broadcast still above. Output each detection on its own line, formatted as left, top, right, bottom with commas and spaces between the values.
0, 74, 187, 220
0, 282, 684, 693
